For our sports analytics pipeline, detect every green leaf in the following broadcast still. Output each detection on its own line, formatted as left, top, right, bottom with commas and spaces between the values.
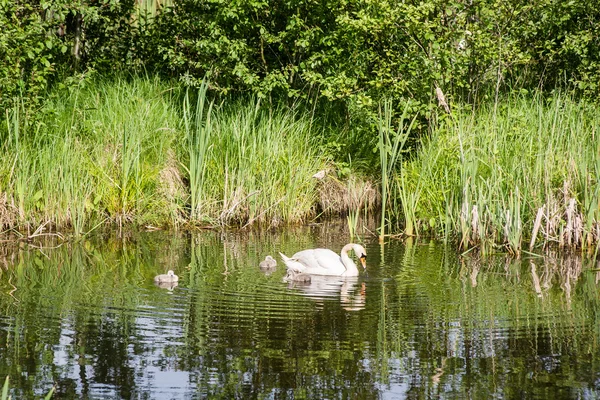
2, 376, 9, 400
44, 386, 56, 400
33, 190, 44, 202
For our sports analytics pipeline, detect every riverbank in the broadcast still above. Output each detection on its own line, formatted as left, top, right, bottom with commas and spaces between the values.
1, 76, 599, 253
0, 76, 376, 236
397, 94, 600, 255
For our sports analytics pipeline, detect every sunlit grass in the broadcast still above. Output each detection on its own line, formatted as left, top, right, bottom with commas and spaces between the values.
183, 80, 213, 223
395, 93, 600, 252
0, 76, 328, 233
377, 100, 413, 242
5, 74, 598, 249
0, 76, 181, 234
201, 99, 327, 227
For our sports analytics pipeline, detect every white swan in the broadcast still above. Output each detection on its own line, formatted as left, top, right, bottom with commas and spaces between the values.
259, 255, 277, 270
279, 243, 367, 277
154, 270, 179, 283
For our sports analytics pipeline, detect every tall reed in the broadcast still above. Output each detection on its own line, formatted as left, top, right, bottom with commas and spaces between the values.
201, 99, 326, 227
347, 208, 360, 241
396, 92, 600, 252
183, 81, 213, 223
377, 100, 414, 241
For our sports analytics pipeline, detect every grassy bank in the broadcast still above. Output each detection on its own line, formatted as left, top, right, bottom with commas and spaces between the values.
392, 94, 600, 254
3, 75, 600, 254
0, 76, 333, 235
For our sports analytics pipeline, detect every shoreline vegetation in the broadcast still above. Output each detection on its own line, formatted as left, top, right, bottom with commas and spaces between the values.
0, 76, 379, 235
398, 94, 600, 256
1, 76, 599, 255
2, 0, 600, 254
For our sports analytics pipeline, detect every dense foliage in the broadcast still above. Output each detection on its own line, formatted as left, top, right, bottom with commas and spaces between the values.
2, 0, 599, 113
0, 0, 138, 108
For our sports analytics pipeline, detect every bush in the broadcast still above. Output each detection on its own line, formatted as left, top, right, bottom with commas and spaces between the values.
146, 0, 600, 111
0, 0, 138, 110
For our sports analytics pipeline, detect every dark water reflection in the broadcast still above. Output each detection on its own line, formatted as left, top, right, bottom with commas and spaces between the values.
1, 224, 600, 399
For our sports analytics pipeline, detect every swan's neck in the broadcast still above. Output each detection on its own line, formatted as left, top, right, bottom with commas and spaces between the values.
340, 244, 358, 275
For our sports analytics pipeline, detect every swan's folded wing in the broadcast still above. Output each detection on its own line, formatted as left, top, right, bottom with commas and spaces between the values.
293, 249, 346, 275
279, 252, 307, 272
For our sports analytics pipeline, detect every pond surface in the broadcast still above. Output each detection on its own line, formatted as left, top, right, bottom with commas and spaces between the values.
1, 223, 600, 399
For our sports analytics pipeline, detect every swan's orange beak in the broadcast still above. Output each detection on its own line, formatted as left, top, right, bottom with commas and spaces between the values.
359, 255, 367, 270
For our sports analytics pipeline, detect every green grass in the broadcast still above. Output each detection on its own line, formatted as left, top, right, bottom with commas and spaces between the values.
0, 75, 328, 234
0, 76, 181, 234
201, 98, 326, 227
376, 100, 414, 242
183, 80, 213, 223
4, 75, 600, 252
394, 93, 600, 252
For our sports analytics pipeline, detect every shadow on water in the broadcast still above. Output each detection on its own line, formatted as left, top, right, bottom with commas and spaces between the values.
0, 224, 599, 399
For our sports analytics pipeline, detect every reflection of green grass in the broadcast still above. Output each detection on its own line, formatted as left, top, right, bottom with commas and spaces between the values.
1, 375, 55, 400
0, 233, 190, 398
377, 243, 600, 397
0, 233, 598, 398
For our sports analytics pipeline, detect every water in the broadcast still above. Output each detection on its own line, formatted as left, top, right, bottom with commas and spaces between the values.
1, 224, 600, 399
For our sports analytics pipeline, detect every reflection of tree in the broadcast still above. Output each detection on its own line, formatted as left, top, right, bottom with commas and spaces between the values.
78, 316, 137, 399
179, 234, 383, 398
385, 246, 600, 398
0, 233, 188, 398
1, 231, 600, 398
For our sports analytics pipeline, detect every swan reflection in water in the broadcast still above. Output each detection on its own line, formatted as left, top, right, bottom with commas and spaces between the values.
285, 275, 366, 311
154, 281, 178, 291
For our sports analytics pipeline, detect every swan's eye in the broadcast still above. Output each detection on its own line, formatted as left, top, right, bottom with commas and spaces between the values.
361, 254, 366, 259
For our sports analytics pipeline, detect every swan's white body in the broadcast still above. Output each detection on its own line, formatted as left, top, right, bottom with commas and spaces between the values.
279, 243, 367, 277
154, 270, 179, 283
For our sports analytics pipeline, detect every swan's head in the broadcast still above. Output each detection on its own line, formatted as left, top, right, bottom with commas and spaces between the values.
352, 244, 367, 270
167, 270, 176, 276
